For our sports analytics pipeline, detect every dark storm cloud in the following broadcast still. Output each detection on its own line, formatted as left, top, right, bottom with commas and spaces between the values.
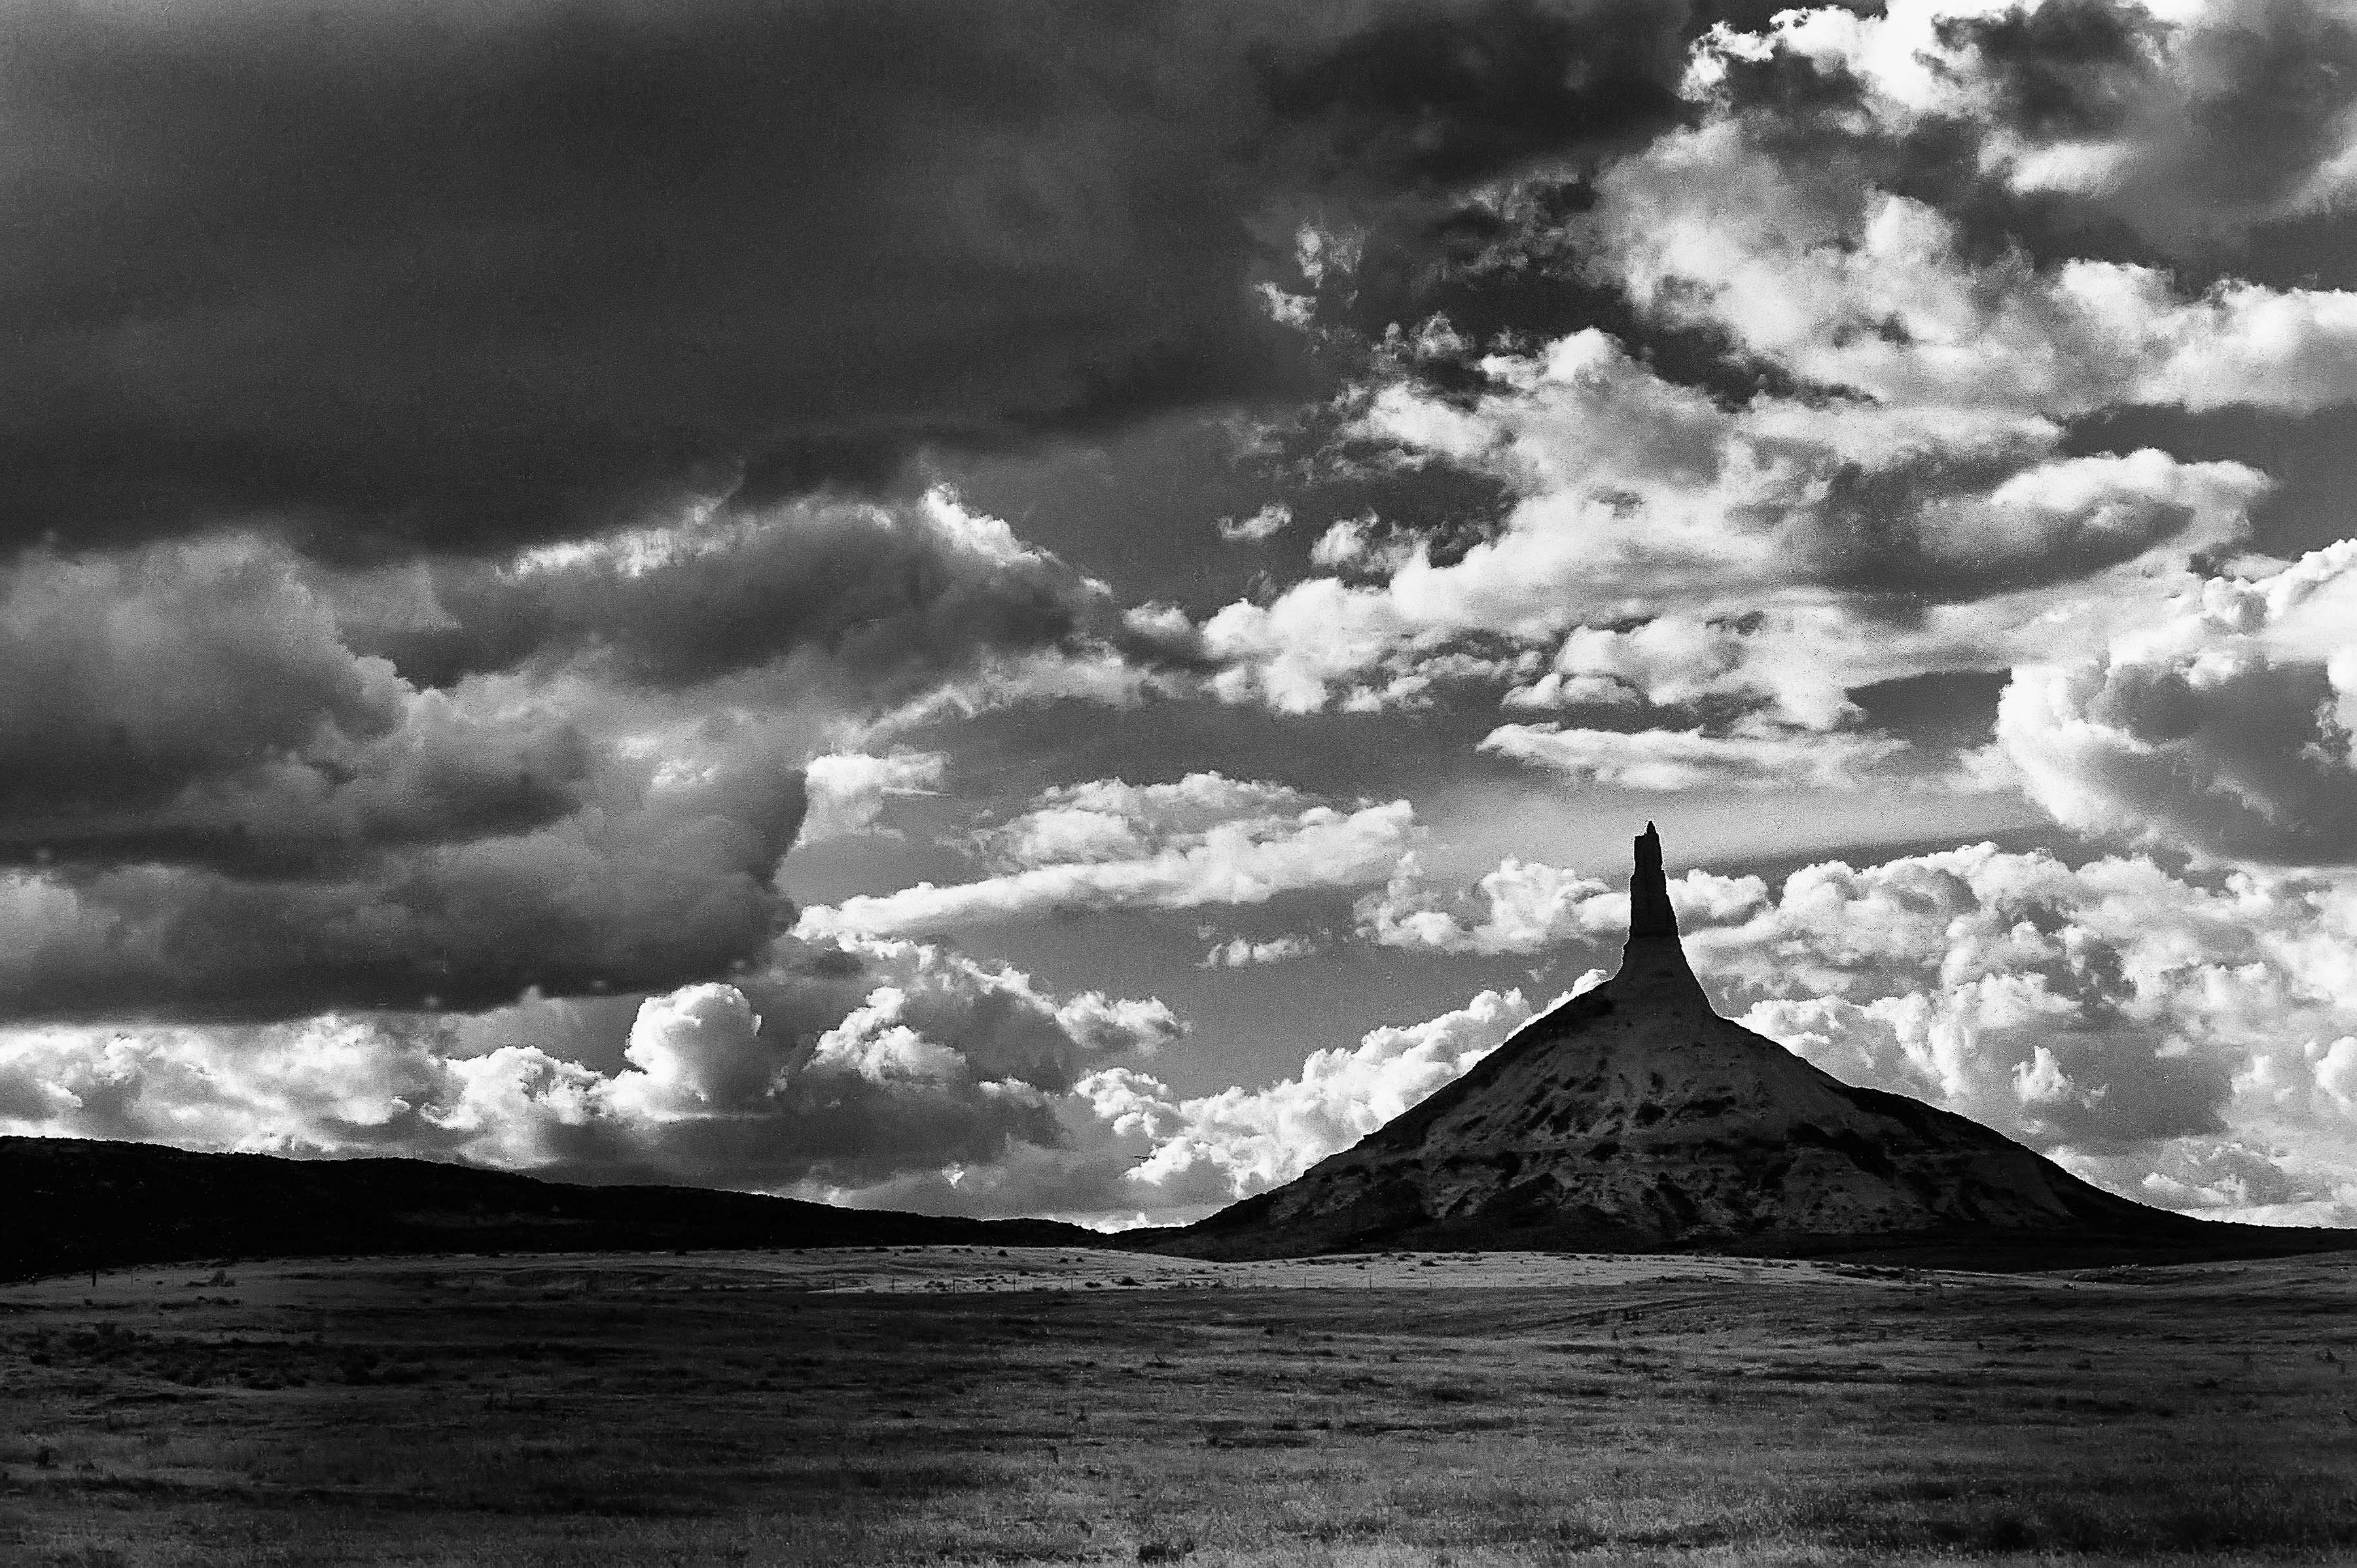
0, 735, 809, 1022
1940, 0, 2357, 266
1259, 0, 1686, 190
0, 539, 404, 823
0, 0, 1693, 557
1801, 450, 2209, 604
362, 497, 1134, 691
0, 536, 603, 874
0, 484, 1183, 877
0, 525, 824, 1021
1702, 27, 2135, 271
1935, 0, 2163, 141
0, 705, 597, 877
0, 487, 1211, 1019
1956, 0, 2357, 226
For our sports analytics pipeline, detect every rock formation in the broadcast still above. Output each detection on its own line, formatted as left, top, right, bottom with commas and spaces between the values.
1165, 824, 2215, 1263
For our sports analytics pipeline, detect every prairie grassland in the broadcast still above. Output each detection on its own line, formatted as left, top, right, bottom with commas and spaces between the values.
3, 1247, 2355, 1567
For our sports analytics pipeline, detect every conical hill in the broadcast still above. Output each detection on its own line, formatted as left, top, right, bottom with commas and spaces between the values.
1163, 825, 2212, 1263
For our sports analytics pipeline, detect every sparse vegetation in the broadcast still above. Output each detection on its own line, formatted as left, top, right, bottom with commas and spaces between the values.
3, 1249, 2354, 1565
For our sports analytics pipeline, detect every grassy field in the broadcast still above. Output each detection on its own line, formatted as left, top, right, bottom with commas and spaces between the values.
4, 1247, 2355, 1566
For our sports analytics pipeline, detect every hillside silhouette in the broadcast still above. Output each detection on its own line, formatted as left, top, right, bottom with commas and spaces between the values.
1, 1136, 1103, 1281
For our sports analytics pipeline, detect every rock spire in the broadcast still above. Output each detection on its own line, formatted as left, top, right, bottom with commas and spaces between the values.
1619, 821, 1705, 1002
1628, 821, 1679, 938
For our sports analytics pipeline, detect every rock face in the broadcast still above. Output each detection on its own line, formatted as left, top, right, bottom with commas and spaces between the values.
1171, 824, 2199, 1261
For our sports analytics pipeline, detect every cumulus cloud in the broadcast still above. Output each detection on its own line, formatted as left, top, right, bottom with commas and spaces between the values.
0, 1012, 610, 1173
0, 933, 1188, 1195
1359, 852, 1768, 955
1195, 324, 2268, 731
1589, 115, 2357, 419
795, 773, 1419, 939
972, 774, 1322, 866
798, 751, 948, 845
1215, 503, 1293, 544
1078, 984, 1578, 1210
1199, 933, 1322, 967
1499, 615, 1843, 721
718, 981, 1597, 1223
604, 983, 785, 1117
365, 490, 1144, 698
1996, 540, 2357, 863
1171, 0, 2357, 769
0, 927, 1568, 1225
1697, 843, 2357, 1221
0, 725, 807, 1021
840, 983, 1586, 1221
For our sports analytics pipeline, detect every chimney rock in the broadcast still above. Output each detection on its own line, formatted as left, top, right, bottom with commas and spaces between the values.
1628, 821, 1679, 939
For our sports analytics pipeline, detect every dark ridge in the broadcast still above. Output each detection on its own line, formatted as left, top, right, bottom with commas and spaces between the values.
0, 1136, 1108, 1282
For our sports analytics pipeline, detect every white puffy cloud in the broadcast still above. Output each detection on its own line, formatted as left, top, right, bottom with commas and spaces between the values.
795, 773, 1419, 939
1696, 843, 2357, 1221
1052, 992, 1189, 1054
0, 1013, 608, 1172
1174, 1, 2357, 792
1307, 513, 1400, 572
1074, 983, 1582, 1210
1215, 503, 1292, 544
1359, 853, 1769, 956
1996, 540, 2357, 863
796, 750, 947, 844
1199, 932, 1321, 967
782, 982, 1595, 1225
973, 774, 1320, 867
604, 983, 783, 1117
0, 933, 1563, 1228
1499, 614, 1833, 722
1195, 321, 2266, 737
807, 986, 974, 1085
1591, 111, 2357, 421
0, 933, 1188, 1195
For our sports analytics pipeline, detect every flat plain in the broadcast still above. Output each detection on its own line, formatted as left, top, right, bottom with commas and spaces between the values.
5, 1247, 2355, 1567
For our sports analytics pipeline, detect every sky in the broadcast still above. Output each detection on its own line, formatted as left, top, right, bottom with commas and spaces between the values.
7, 0, 2357, 1230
